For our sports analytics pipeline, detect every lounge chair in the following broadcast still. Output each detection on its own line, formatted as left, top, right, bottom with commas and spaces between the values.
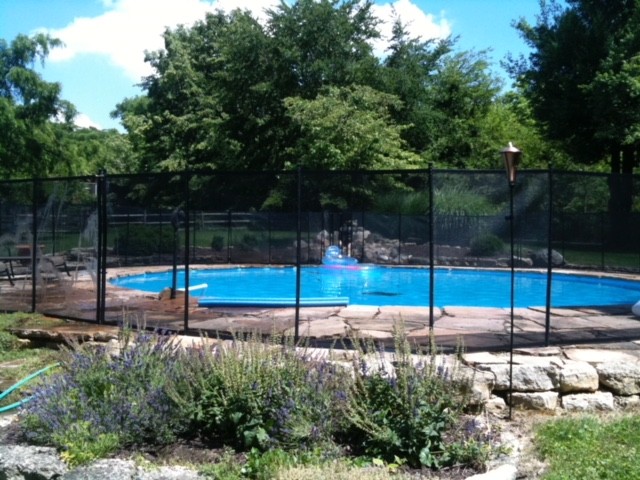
0, 261, 14, 286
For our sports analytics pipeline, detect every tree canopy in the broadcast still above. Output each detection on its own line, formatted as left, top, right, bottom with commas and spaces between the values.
511, 0, 640, 173
115, 0, 534, 173
0, 33, 133, 178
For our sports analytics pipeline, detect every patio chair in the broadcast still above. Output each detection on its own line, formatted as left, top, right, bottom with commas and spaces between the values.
0, 261, 14, 286
41, 255, 71, 277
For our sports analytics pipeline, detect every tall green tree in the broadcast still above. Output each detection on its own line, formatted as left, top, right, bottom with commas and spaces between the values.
0, 34, 76, 178
381, 21, 501, 166
118, 0, 382, 173
267, 0, 380, 99
470, 92, 571, 169
285, 85, 420, 170
511, 0, 640, 240
380, 20, 453, 154
422, 51, 501, 166
511, 0, 640, 174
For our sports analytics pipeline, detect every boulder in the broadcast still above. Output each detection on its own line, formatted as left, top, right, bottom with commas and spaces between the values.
485, 395, 508, 417
0, 445, 68, 479
465, 464, 517, 480
511, 391, 558, 412
615, 394, 640, 409
530, 249, 565, 268
556, 360, 599, 393
478, 364, 558, 392
63, 459, 136, 480
595, 362, 640, 395
562, 392, 615, 411
459, 365, 495, 406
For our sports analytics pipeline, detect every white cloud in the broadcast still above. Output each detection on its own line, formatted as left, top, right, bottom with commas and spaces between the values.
371, 0, 451, 57
45, 0, 450, 82
73, 113, 103, 130
46, 0, 279, 81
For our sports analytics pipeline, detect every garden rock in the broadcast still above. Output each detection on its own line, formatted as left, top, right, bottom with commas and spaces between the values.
478, 364, 557, 392
615, 394, 640, 409
557, 360, 599, 393
62, 459, 204, 480
511, 391, 559, 411
0, 445, 68, 479
465, 464, 517, 480
459, 365, 494, 405
595, 362, 640, 395
485, 395, 508, 416
530, 249, 565, 267
62, 459, 137, 480
561, 392, 615, 411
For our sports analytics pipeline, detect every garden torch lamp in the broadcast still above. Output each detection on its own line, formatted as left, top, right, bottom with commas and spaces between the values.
502, 142, 522, 186
502, 142, 521, 420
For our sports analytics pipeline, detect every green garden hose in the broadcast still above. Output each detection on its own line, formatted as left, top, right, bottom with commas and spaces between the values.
0, 363, 60, 413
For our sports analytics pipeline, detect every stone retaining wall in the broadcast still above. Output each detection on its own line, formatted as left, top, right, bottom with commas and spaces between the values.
462, 346, 640, 413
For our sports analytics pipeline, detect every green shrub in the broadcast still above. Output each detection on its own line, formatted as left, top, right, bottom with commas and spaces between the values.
173, 334, 348, 451
239, 233, 259, 250
55, 422, 120, 467
113, 225, 175, 256
469, 234, 504, 257
0, 330, 20, 352
17, 326, 497, 474
21, 331, 186, 464
373, 191, 429, 215
339, 327, 477, 469
210, 235, 225, 251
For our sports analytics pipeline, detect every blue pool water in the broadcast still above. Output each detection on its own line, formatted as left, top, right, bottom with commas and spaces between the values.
110, 266, 640, 308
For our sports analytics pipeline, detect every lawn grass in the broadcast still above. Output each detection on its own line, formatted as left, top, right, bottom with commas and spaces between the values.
0, 312, 65, 402
561, 249, 640, 269
534, 414, 640, 480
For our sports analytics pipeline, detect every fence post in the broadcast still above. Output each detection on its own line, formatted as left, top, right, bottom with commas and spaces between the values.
96, 169, 107, 325
429, 164, 435, 329
183, 172, 191, 333
294, 166, 302, 342
398, 211, 402, 265
30, 178, 39, 313
545, 165, 553, 346
600, 212, 605, 269
268, 211, 272, 264
226, 209, 232, 263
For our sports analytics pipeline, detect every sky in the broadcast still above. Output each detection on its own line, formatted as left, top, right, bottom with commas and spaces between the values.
0, 0, 552, 131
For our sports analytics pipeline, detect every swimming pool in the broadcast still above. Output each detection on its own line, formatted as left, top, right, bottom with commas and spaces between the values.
109, 266, 640, 308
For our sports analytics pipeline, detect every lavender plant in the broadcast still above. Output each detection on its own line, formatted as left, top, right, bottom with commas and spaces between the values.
18, 325, 495, 473
339, 324, 474, 469
20, 330, 187, 463
172, 333, 349, 451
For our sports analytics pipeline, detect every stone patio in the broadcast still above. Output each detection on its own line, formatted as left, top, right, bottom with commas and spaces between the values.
2, 265, 640, 352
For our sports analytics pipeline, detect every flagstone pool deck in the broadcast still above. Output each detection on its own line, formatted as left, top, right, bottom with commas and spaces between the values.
3, 265, 640, 352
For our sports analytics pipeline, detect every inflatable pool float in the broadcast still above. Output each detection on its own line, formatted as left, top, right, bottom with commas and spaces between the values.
198, 297, 349, 308
322, 245, 358, 266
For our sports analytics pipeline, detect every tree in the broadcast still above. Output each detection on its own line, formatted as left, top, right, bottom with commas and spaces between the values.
422, 51, 501, 166
267, 0, 380, 99
511, 0, 640, 241
285, 85, 420, 170
381, 21, 501, 166
511, 0, 640, 173
470, 92, 571, 170
118, 1, 383, 173
0, 34, 76, 178
61, 128, 135, 174
380, 19, 453, 154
